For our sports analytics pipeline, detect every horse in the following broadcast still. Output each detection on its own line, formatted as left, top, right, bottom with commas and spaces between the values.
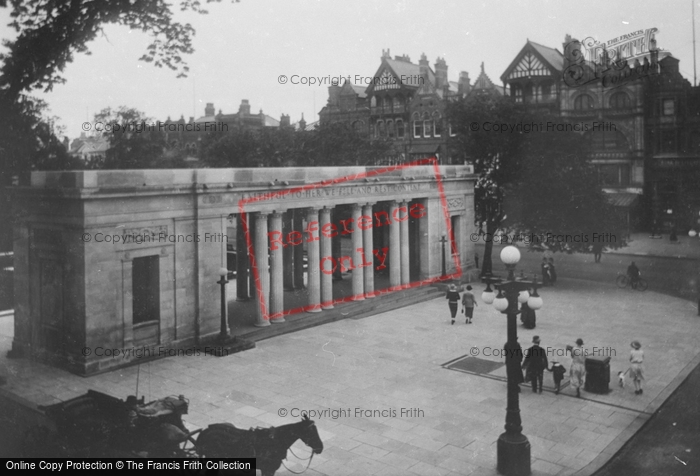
195, 413, 323, 476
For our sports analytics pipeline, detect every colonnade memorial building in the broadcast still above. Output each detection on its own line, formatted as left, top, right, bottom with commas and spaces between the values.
10, 162, 476, 375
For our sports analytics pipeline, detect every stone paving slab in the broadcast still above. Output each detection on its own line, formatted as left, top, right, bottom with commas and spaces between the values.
0, 276, 698, 475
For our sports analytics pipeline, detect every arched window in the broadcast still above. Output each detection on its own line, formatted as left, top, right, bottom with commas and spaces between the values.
423, 112, 432, 138
370, 96, 377, 108
586, 130, 629, 151
574, 94, 594, 110
609, 92, 631, 109
396, 119, 405, 138
387, 120, 395, 138
413, 113, 421, 138
433, 112, 442, 137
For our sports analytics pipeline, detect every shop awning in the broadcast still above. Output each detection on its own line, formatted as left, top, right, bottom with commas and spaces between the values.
606, 192, 639, 208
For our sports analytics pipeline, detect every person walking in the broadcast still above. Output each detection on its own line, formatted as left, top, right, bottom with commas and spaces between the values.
445, 284, 461, 325
461, 285, 477, 324
549, 361, 566, 395
522, 336, 548, 393
568, 338, 586, 398
592, 242, 603, 263
541, 258, 551, 286
474, 252, 479, 269
629, 340, 645, 395
548, 258, 557, 285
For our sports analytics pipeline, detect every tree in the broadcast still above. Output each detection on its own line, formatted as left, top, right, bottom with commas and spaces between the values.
91, 106, 166, 169
0, 0, 240, 99
446, 93, 527, 276
509, 130, 624, 253
297, 123, 394, 166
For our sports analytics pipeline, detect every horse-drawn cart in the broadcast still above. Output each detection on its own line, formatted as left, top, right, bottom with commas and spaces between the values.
23, 389, 199, 458
23, 390, 323, 475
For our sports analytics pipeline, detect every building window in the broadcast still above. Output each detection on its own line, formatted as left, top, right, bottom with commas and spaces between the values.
574, 94, 594, 110
542, 83, 552, 100
132, 256, 160, 325
396, 119, 405, 138
423, 113, 432, 138
376, 120, 385, 137
610, 92, 631, 109
449, 123, 456, 137
598, 165, 629, 186
663, 99, 675, 116
413, 113, 421, 138
534, 85, 543, 102
387, 120, 394, 138
588, 130, 629, 151
513, 85, 523, 103
433, 112, 442, 137
394, 96, 401, 110
370, 96, 376, 108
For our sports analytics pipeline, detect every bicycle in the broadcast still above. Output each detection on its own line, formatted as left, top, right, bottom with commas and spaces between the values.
616, 273, 648, 291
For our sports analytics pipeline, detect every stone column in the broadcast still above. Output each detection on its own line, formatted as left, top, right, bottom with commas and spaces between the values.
351, 203, 365, 300
253, 212, 271, 326
400, 201, 410, 288
282, 210, 295, 291
306, 208, 322, 312
362, 203, 375, 298
319, 207, 334, 309
269, 211, 285, 322
248, 215, 257, 299
236, 213, 249, 301
389, 201, 401, 290
293, 209, 305, 289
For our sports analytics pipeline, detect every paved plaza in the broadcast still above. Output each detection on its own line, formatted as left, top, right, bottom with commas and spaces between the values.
1, 276, 699, 475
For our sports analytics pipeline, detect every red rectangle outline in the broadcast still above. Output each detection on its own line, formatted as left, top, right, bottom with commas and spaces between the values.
238, 157, 462, 321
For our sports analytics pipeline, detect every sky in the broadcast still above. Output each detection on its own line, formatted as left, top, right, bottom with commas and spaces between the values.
1, 0, 699, 140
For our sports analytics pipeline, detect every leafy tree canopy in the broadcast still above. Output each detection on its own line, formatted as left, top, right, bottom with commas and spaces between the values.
0, 0, 239, 98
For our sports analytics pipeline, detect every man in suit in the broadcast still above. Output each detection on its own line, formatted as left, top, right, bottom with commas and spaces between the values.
522, 336, 549, 394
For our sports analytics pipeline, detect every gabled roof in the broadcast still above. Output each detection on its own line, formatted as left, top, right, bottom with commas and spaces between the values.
500, 40, 564, 83
370, 58, 436, 92
339, 81, 367, 98
529, 41, 564, 71
472, 63, 503, 94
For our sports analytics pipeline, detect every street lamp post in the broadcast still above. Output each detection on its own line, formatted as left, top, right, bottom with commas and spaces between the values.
217, 267, 230, 341
482, 246, 543, 476
440, 235, 448, 277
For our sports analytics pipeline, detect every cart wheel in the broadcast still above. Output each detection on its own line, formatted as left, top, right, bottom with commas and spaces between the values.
615, 275, 628, 288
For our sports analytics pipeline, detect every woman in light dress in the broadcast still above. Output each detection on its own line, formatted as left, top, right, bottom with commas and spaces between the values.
629, 340, 645, 395
567, 338, 586, 398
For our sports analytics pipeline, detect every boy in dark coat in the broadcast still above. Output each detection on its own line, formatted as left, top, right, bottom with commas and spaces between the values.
549, 361, 566, 395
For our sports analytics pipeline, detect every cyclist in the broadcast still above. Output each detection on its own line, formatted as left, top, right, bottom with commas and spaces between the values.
627, 262, 640, 288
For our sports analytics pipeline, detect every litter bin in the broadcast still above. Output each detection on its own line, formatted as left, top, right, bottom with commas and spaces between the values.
585, 356, 611, 394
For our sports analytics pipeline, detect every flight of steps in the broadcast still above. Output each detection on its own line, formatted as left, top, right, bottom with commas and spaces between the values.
238, 285, 444, 343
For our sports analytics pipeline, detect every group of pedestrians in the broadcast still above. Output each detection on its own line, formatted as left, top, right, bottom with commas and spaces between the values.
445, 283, 646, 397
445, 284, 477, 325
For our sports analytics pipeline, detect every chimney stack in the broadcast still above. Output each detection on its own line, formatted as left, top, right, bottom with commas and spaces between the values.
280, 114, 290, 127
435, 57, 448, 89
419, 53, 429, 82
382, 48, 391, 60
205, 103, 215, 117
458, 71, 470, 95
328, 80, 341, 107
